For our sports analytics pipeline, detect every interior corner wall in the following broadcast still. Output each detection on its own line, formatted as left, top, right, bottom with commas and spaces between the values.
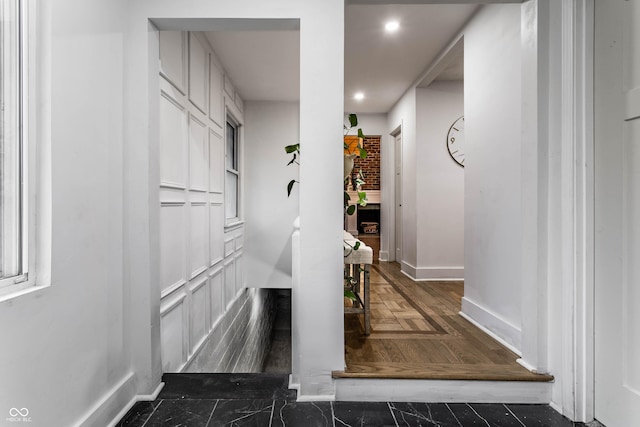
415, 81, 464, 280
387, 89, 417, 269
244, 101, 300, 289
462, 3, 523, 351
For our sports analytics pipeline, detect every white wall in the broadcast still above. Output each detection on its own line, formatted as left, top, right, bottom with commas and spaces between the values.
0, 1, 345, 426
0, 2, 136, 427
244, 101, 299, 289
386, 77, 465, 279
415, 81, 464, 280
462, 4, 523, 350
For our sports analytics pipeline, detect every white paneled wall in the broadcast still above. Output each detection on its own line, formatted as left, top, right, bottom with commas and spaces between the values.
158, 31, 245, 372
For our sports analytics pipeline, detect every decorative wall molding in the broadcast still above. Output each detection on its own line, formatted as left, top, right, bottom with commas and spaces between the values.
158, 29, 247, 376
160, 291, 186, 316
159, 182, 187, 191
224, 238, 234, 258
189, 266, 207, 281
188, 33, 208, 115
160, 279, 186, 300
159, 31, 187, 94
184, 288, 273, 373
209, 57, 224, 128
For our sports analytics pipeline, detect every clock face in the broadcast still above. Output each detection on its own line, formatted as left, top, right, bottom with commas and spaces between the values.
446, 116, 465, 167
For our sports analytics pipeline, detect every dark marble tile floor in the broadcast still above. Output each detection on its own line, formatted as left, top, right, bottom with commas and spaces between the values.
117, 374, 595, 427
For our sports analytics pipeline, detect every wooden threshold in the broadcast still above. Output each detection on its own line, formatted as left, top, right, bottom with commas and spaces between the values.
332, 363, 553, 381
336, 262, 554, 383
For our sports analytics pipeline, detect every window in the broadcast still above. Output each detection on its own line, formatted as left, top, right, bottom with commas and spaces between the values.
225, 117, 240, 222
0, 0, 26, 289
0, 0, 45, 300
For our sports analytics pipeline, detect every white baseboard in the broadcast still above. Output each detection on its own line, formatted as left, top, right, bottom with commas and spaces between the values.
400, 261, 464, 281
288, 374, 300, 392
516, 357, 550, 375
76, 372, 136, 427
296, 394, 336, 402
460, 297, 522, 355
335, 378, 551, 403
106, 381, 165, 427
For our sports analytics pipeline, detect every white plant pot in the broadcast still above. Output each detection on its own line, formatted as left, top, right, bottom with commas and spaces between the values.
344, 154, 356, 179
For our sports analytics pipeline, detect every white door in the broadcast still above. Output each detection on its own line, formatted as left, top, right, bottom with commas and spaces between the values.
394, 132, 402, 262
595, 1, 640, 425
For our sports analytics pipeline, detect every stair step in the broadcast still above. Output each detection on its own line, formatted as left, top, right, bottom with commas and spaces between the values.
158, 373, 297, 400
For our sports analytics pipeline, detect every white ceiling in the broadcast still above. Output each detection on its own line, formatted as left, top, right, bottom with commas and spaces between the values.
205, 31, 300, 102
205, 4, 477, 114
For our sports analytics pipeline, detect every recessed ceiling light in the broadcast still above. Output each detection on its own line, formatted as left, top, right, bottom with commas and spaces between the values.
354, 92, 365, 101
385, 21, 400, 33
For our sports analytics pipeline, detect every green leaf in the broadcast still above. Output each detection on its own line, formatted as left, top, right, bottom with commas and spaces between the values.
285, 144, 300, 154
287, 179, 296, 197
346, 204, 356, 215
344, 289, 357, 301
357, 128, 364, 138
344, 191, 351, 204
358, 192, 367, 207
354, 241, 361, 251
358, 147, 367, 159
348, 113, 358, 127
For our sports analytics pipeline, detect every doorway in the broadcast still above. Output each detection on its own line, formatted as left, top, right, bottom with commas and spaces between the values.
393, 130, 402, 263
155, 25, 299, 376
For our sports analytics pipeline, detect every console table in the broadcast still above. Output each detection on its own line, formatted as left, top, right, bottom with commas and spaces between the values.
343, 231, 372, 335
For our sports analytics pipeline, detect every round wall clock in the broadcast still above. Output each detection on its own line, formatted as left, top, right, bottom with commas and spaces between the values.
446, 116, 465, 167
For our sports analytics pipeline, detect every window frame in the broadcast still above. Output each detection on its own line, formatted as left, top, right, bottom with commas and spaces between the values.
0, 0, 49, 300
0, 0, 28, 291
224, 113, 242, 225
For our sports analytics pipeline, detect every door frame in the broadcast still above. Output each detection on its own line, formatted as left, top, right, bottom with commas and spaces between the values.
391, 125, 402, 263
516, 0, 595, 422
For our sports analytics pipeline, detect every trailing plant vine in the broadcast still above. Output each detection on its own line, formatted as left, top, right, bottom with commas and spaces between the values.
284, 114, 368, 300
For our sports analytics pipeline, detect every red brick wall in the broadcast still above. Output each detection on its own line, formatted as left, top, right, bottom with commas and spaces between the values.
353, 136, 381, 190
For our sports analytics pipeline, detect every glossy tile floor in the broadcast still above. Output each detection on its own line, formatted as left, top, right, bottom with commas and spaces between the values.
117, 374, 591, 426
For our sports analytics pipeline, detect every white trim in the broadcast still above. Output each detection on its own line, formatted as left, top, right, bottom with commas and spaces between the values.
0, 0, 51, 299
378, 251, 389, 262
400, 261, 464, 281
0, 281, 50, 304
288, 374, 300, 392
460, 297, 522, 355
106, 382, 165, 427
559, 0, 595, 422
518, 0, 550, 379
296, 394, 336, 402
334, 378, 551, 403
516, 357, 547, 375
75, 372, 136, 427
